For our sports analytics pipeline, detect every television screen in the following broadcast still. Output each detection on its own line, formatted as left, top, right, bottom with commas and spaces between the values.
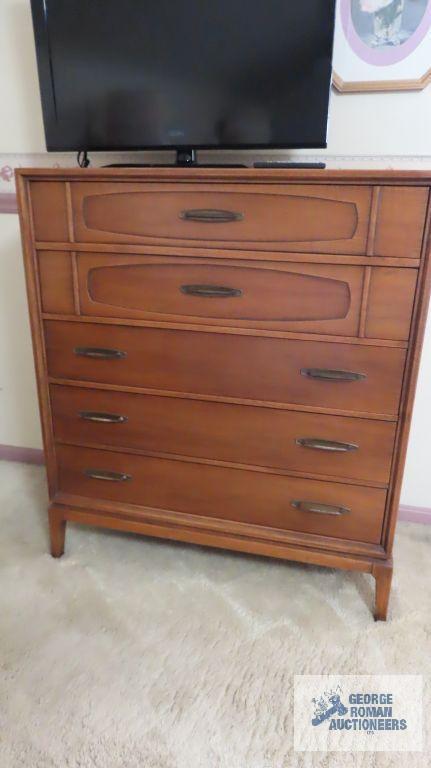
31, 0, 336, 152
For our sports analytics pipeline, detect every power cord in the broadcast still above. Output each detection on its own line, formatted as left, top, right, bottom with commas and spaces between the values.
77, 150, 90, 168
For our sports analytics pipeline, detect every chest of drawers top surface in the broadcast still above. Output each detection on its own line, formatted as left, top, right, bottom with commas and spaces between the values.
16, 168, 431, 620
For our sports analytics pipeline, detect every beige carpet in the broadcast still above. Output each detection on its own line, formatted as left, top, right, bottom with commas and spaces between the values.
1, 460, 430, 767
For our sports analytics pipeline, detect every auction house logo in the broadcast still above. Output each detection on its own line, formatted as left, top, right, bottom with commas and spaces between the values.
294, 675, 422, 752
311, 684, 407, 734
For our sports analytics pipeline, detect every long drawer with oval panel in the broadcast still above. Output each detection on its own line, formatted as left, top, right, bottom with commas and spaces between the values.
30, 180, 429, 261
38, 251, 418, 340
67, 182, 373, 254
51, 385, 396, 484
78, 255, 364, 334
56, 444, 387, 545
44, 321, 406, 416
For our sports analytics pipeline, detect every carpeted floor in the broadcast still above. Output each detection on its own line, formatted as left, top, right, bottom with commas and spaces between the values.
0, 460, 430, 767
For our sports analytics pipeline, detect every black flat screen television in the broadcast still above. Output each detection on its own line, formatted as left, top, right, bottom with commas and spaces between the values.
31, 0, 337, 153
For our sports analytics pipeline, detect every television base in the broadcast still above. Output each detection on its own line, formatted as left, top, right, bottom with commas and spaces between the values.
104, 162, 247, 168
107, 148, 214, 167
79, 149, 325, 170
101, 148, 245, 169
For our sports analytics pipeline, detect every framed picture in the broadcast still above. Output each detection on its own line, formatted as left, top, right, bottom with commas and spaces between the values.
333, 0, 431, 92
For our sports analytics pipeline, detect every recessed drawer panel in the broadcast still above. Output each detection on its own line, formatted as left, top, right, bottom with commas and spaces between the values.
38, 251, 76, 314
30, 181, 69, 242
45, 321, 406, 416
57, 445, 387, 544
51, 385, 396, 484
71, 182, 372, 254
372, 187, 429, 259
365, 268, 417, 341
78, 254, 364, 335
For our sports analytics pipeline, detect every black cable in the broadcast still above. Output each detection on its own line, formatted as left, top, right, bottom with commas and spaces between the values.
77, 150, 90, 168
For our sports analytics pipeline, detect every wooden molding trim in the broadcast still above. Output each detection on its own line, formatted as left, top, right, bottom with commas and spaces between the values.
332, 69, 431, 94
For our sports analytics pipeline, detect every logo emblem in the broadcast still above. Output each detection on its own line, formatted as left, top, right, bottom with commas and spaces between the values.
311, 686, 348, 726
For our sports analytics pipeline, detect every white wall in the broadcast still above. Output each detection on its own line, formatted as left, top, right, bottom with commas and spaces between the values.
2, 0, 431, 156
0, 215, 42, 449
1, 0, 431, 504
403, 317, 431, 507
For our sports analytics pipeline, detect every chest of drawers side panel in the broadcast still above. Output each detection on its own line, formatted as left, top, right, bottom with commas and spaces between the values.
16, 174, 59, 495
382, 189, 431, 555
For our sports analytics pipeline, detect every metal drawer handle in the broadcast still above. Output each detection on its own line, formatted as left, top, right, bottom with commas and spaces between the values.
301, 368, 366, 382
84, 469, 131, 482
180, 284, 243, 298
79, 411, 128, 424
292, 500, 350, 516
74, 347, 127, 360
180, 208, 244, 223
296, 438, 358, 453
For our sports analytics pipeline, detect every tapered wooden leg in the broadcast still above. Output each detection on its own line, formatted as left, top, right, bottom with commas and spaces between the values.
48, 506, 66, 558
372, 559, 393, 621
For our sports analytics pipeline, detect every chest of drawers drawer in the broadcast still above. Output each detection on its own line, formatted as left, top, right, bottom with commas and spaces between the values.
45, 321, 406, 416
30, 179, 429, 259
70, 182, 373, 253
56, 444, 387, 545
77, 255, 364, 335
44, 252, 413, 340
50, 385, 396, 485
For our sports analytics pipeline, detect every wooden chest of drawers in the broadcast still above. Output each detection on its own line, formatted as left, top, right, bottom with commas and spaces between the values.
17, 168, 431, 620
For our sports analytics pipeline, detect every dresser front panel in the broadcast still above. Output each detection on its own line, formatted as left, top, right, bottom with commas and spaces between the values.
69, 182, 373, 253
372, 186, 429, 259
38, 250, 418, 341
30, 180, 429, 261
51, 385, 396, 484
73, 253, 418, 339
56, 444, 387, 544
77, 255, 364, 334
45, 321, 406, 416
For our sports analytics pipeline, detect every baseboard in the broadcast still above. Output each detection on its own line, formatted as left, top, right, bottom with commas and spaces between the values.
0, 443, 430, 524
0, 192, 18, 214
0, 444, 44, 465
398, 505, 431, 525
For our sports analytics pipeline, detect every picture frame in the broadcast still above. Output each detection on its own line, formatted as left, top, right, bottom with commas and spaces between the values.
333, 0, 431, 92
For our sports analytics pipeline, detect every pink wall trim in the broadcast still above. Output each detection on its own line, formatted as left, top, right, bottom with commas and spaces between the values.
0, 444, 430, 523
398, 505, 431, 525
0, 444, 44, 465
0, 192, 18, 214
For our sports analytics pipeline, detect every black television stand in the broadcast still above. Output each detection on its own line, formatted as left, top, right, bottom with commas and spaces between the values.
78, 149, 325, 170
78, 148, 245, 169
105, 147, 246, 168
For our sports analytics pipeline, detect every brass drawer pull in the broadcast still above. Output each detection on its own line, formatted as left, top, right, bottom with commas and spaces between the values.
292, 500, 350, 516
84, 469, 131, 482
180, 284, 243, 298
74, 347, 127, 360
79, 411, 128, 424
296, 437, 358, 453
301, 368, 366, 382
180, 208, 244, 223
